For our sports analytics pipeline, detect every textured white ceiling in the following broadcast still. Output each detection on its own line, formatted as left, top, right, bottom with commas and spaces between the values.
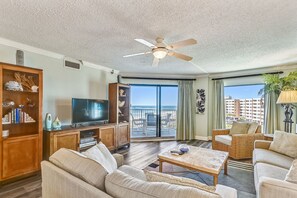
0, 0, 297, 75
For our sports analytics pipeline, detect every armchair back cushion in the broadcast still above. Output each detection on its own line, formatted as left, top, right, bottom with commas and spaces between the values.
269, 131, 297, 158
229, 122, 250, 135
247, 122, 259, 134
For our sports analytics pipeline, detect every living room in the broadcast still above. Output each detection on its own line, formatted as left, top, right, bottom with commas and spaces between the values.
0, 1, 297, 198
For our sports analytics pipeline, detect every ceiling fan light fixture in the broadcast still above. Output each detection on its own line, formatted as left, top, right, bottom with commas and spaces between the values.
152, 48, 167, 59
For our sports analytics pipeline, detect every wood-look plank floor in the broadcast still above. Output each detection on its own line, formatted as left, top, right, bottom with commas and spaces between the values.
0, 140, 210, 198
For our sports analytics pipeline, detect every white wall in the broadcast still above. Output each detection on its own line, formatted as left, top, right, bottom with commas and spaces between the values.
193, 77, 209, 140
0, 44, 118, 125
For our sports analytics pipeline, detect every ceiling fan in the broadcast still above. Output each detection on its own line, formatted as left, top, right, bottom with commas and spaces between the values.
123, 37, 197, 67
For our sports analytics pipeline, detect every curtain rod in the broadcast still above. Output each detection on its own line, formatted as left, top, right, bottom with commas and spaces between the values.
211, 71, 283, 81
121, 76, 196, 81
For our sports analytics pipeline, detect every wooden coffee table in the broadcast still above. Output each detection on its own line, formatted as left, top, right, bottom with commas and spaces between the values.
158, 146, 228, 185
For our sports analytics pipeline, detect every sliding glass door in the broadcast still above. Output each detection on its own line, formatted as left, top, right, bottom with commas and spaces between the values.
160, 86, 178, 137
130, 85, 177, 138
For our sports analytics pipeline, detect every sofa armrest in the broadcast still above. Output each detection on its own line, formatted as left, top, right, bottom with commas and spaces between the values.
41, 161, 112, 198
254, 140, 272, 150
113, 153, 124, 168
259, 177, 297, 198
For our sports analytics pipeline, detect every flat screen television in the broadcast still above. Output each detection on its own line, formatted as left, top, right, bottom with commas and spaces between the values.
72, 98, 109, 124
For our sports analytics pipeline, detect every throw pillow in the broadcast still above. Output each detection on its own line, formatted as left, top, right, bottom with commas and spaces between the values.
285, 159, 297, 184
269, 131, 297, 158
83, 142, 117, 173
144, 170, 216, 193
49, 148, 108, 191
229, 122, 250, 135
247, 122, 259, 134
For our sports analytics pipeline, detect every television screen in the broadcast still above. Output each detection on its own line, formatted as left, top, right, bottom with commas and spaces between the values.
72, 98, 109, 124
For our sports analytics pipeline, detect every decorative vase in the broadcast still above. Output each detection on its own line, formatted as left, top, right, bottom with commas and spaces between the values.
45, 113, 52, 130
52, 116, 62, 130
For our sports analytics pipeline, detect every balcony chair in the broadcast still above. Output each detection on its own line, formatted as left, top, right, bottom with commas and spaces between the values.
212, 122, 264, 159
161, 113, 172, 128
130, 113, 147, 135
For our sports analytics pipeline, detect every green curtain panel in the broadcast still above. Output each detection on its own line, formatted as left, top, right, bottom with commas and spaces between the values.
213, 80, 226, 129
264, 92, 279, 134
176, 81, 195, 140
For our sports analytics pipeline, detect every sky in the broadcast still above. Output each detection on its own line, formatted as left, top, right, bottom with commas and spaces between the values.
131, 86, 178, 106
131, 84, 263, 106
224, 84, 264, 99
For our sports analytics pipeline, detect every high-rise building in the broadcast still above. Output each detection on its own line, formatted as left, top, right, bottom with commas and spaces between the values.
225, 97, 264, 125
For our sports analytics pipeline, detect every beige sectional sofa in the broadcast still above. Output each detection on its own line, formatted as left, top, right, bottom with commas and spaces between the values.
41, 148, 237, 198
253, 140, 297, 198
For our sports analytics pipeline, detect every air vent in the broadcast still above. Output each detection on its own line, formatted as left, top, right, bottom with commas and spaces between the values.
64, 57, 82, 70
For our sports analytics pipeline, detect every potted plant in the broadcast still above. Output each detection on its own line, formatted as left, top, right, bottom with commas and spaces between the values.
259, 71, 297, 132
259, 71, 297, 95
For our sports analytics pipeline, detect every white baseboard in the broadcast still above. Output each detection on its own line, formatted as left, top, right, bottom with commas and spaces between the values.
195, 136, 209, 141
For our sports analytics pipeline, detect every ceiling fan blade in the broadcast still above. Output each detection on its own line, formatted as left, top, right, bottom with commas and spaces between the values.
135, 39, 156, 48
152, 58, 159, 67
168, 51, 193, 61
123, 51, 151, 58
166, 39, 197, 50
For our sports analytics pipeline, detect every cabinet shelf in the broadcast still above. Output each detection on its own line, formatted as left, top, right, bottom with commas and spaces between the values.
3, 90, 39, 94
2, 122, 37, 125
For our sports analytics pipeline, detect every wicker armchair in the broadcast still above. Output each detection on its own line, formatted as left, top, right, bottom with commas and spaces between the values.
212, 126, 264, 159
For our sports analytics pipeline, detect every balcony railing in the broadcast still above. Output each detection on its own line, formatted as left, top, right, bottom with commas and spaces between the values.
130, 106, 177, 138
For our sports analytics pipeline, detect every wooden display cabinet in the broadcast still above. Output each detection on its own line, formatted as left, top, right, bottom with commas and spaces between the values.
109, 83, 130, 148
99, 125, 116, 150
0, 63, 43, 183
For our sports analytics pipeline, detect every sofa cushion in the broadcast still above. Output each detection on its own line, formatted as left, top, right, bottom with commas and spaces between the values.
254, 162, 288, 192
247, 122, 259, 134
144, 170, 216, 193
119, 165, 147, 181
215, 135, 232, 146
83, 143, 117, 173
49, 148, 108, 191
229, 122, 250, 135
269, 131, 297, 158
105, 170, 221, 198
285, 159, 297, 184
253, 148, 293, 169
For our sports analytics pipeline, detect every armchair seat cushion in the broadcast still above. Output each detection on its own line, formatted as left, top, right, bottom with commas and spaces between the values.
215, 135, 232, 146
253, 148, 293, 169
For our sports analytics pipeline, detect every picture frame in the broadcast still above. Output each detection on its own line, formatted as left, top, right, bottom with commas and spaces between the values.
196, 89, 205, 114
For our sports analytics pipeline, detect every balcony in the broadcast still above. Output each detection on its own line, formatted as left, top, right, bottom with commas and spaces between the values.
130, 107, 177, 138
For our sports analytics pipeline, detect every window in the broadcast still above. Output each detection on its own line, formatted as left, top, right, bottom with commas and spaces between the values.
224, 84, 264, 128
130, 85, 178, 138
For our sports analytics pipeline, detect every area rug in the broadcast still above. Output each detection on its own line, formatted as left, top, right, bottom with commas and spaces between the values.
145, 160, 256, 198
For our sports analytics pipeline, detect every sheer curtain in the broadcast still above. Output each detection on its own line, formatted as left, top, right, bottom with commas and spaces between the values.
264, 92, 279, 134
176, 81, 195, 140
213, 80, 226, 129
